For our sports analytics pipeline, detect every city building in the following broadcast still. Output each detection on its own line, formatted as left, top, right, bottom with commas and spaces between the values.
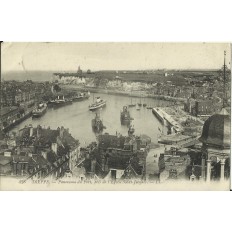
0, 106, 20, 130
184, 98, 221, 116
0, 125, 80, 180
81, 133, 151, 180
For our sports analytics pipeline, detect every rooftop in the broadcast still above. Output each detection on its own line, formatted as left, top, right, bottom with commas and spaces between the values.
98, 134, 125, 150
18, 126, 78, 147
0, 106, 19, 116
199, 108, 231, 149
0, 156, 12, 166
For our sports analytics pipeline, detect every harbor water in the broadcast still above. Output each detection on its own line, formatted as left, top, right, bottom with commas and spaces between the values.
13, 93, 172, 146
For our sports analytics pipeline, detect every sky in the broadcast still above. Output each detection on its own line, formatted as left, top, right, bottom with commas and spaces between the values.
1, 42, 231, 72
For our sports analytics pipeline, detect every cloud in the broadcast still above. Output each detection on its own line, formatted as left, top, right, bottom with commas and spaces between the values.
1, 42, 231, 72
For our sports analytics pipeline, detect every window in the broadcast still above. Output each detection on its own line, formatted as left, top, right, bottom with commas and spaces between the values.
111, 170, 116, 180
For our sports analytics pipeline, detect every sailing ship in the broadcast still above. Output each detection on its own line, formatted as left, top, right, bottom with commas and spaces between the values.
138, 92, 142, 107
128, 97, 136, 107
136, 104, 140, 110
138, 92, 147, 107
89, 96, 106, 111
32, 103, 47, 118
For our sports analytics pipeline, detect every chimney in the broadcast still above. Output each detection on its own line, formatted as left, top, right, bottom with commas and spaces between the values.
41, 151, 47, 160
29, 126, 33, 137
86, 152, 90, 159
37, 125, 41, 137
91, 159, 96, 173
105, 157, 109, 172
60, 126, 64, 138
51, 143, 57, 154
101, 157, 105, 171
17, 147, 20, 155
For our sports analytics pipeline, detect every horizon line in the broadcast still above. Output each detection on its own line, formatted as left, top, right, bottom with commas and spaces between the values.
2, 68, 231, 73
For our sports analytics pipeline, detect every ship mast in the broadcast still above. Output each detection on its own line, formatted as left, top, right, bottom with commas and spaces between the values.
223, 50, 226, 108
0, 41, 2, 117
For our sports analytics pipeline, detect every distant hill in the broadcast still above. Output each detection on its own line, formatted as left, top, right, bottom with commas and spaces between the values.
2, 69, 226, 83
2, 71, 54, 82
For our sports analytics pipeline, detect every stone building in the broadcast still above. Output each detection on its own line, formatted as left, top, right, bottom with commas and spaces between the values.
184, 98, 221, 116
82, 133, 151, 180
0, 125, 80, 180
0, 106, 20, 130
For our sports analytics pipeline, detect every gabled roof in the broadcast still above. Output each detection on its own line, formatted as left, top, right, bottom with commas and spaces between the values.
62, 131, 79, 147
0, 156, 12, 166
31, 155, 50, 167
0, 106, 18, 116
34, 128, 59, 143
98, 134, 125, 149
19, 127, 78, 148
107, 155, 130, 170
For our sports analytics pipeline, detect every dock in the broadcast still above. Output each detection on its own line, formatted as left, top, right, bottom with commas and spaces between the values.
158, 134, 198, 147
152, 107, 184, 133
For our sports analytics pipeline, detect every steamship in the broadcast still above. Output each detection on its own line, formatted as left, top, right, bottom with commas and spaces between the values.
32, 103, 47, 118
89, 97, 106, 111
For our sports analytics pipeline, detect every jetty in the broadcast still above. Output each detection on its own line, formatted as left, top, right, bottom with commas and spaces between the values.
152, 107, 183, 133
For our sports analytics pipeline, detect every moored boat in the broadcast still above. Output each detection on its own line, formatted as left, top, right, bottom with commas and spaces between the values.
92, 112, 105, 132
128, 94, 136, 107
138, 92, 142, 107
32, 103, 47, 118
48, 96, 73, 108
120, 106, 131, 122
72, 91, 90, 102
89, 97, 106, 111
128, 125, 135, 135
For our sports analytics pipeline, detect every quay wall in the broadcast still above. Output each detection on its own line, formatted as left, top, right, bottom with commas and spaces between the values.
152, 107, 183, 134
3, 110, 32, 133
152, 108, 165, 125
62, 85, 187, 102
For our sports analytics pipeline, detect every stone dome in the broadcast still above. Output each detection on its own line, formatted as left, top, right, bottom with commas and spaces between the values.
199, 108, 231, 149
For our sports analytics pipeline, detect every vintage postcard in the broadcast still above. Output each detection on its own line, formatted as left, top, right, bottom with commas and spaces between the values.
0, 42, 231, 190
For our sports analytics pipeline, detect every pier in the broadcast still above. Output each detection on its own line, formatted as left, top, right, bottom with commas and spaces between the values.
152, 107, 184, 133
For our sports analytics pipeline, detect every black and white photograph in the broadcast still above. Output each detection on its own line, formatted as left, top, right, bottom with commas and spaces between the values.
1, 2, 232, 232
0, 42, 231, 190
